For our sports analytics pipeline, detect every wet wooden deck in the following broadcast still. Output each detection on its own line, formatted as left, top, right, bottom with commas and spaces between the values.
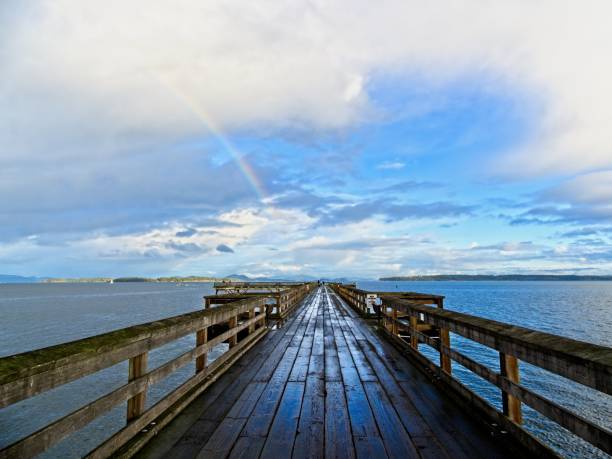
137, 286, 516, 459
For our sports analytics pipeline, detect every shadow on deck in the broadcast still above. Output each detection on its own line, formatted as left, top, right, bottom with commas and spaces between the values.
136, 287, 518, 459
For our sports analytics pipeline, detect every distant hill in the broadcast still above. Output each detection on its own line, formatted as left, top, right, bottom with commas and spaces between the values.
225, 274, 252, 281
380, 274, 612, 281
0, 274, 41, 283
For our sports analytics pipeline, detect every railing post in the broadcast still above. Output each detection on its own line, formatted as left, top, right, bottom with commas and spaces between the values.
229, 314, 238, 348
437, 298, 452, 374
196, 327, 208, 373
500, 352, 522, 424
410, 314, 418, 350
392, 306, 398, 335
248, 306, 256, 334
126, 352, 148, 422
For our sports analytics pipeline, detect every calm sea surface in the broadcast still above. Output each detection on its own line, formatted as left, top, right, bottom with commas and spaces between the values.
1, 281, 611, 458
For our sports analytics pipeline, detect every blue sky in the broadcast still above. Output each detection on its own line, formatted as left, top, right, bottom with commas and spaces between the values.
1, 1, 612, 278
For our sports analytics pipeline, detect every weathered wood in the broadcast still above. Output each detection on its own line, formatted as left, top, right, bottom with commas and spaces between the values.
410, 316, 418, 350
324, 381, 355, 459
195, 327, 208, 373
86, 326, 268, 459
293, 378, 324, 459
248, 307, 256, 334
147, 304, 311, 459
413, 330, 612, 454
500, 353, 522, 424
260, 381, 305, 458
363, 381, 420, 459
7, 284, 610, 459
330, 285, 561, 458
380, 326, 559, 458
0, 312, 266, 459
229, 316, 238, 348
0, 297, 265, 408
140, 286, 542, 459
127, 353, 148, 421
384, 297, 612, 394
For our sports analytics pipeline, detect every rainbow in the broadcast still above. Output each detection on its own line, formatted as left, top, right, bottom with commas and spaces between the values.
154, 76, 268, 200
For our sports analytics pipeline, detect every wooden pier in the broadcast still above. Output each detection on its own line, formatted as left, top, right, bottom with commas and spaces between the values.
0, 282, 610, 458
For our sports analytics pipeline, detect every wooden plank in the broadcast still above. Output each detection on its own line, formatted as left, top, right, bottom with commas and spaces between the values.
355, 339, 450, 459
229, 436, 266, 459
253, 307, 311, 382
229, 302, 308, 458
293, 292, 324, 459
331, 291, 452, 459
292, 377, 324, 459
289, 304, 317, 383
324, 346, 342, 382
353, 437, 387, 459
329, 289, 477, 459
196, 418, 247, 458
324, 381, 355, 459
241, 314, 310, 437
331, 352, 378, 437
363, 381, 419, 459
260, 382, 305, 458
226, 382, 267, 419
158, 306, 309, 459
336, 326, 377, 382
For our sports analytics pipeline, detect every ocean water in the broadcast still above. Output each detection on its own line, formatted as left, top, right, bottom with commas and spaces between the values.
360, 281, 612, 459
0, 281, 610, 458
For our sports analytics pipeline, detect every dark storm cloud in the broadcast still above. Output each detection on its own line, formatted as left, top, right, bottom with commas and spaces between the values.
216, 244, 234, 253
175, 228, 198, 238
0, 148, 272, 242
509, 205, 612, 226
165, 241, 208, 254
316, 200, 475, 226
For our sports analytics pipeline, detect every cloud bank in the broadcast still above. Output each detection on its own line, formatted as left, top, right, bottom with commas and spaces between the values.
1, 1, 612, 277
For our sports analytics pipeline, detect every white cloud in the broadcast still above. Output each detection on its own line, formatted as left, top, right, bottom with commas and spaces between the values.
377, 162, 405, 170
542, 170, 612, 204
2, 0, 612, 277
3, 1, 612, 177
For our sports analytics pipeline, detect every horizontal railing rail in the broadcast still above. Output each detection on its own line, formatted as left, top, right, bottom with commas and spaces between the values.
213, 281, 308, 295
0, 296, 269, 459
205, 283, 314, 319
330, 282, 444, 317
372, 294, 612, 456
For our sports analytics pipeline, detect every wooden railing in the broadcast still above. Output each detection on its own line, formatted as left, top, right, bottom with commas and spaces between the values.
0, 296, 269, 459
205, 283, 314, 319
213, 281, 305, 295
275, 283, 313, 319
330, 284, 612, 456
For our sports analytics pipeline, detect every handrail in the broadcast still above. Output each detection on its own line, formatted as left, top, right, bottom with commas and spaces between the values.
329, 282, 444, 317
368, 293, 612, 455
0, 296, 270, 458
205, 283, 314, 319
386, 298, 611, 393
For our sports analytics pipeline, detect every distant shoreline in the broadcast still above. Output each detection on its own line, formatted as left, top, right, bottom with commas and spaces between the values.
43, 276, 238, 283
379, 275, 612, 281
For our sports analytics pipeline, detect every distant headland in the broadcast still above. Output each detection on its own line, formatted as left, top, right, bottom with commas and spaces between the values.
379, 274, 612, 281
